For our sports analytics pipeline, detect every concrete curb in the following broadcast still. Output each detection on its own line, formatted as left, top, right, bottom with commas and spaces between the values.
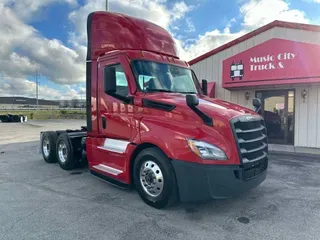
268, 144, 320, 157
269, 150, 320, 160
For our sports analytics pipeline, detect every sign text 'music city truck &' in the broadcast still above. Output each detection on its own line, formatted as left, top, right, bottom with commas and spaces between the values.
223, 38, 320, 88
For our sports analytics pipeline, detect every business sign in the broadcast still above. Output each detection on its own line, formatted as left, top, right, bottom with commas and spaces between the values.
222, 38, 320, 88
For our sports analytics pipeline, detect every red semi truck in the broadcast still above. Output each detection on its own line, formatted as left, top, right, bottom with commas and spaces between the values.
40, 11, 268, 209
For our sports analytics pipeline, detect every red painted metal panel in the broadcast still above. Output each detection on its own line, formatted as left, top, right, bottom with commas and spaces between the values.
222, 38, 320, 89
89, 11, 178, 60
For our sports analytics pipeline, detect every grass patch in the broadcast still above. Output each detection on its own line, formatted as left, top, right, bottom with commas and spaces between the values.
0, 109, 86, 120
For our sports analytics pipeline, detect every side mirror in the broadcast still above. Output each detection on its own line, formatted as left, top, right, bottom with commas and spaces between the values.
252, 98, 262, 113
104, 67, 116, 94
186, 94, 199, 107
202, 79, 208, 95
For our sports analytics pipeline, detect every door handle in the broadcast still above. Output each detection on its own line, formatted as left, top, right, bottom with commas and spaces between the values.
102, 116, 106, 129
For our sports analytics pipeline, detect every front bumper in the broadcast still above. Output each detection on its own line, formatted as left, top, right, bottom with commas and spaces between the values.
171, 158, 268, 202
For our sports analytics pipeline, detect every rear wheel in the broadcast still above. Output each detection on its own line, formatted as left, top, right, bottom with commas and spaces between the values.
133, 147, 178, 209
41, 131, 58, 163
56, 133, 77, 170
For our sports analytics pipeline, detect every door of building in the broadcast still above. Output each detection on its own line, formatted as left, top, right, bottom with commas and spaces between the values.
256, 89, 295, 145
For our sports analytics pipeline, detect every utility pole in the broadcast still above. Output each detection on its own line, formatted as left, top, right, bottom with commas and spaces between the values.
80, 91, 83, 108
106, 0, 109, 11
35, 70, 40, 108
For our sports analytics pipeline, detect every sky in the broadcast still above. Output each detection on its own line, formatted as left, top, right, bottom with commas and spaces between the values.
1, 0, 320, 100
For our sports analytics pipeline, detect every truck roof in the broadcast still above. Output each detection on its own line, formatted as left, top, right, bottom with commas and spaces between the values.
86, 11, 178, 61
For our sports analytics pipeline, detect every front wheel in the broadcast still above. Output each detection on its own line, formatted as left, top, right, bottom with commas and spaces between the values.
133, 147, 178, 209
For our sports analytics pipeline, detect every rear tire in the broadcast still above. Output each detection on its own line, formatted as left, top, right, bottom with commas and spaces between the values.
56, 133, 77, 170
41, 131, 58, 163
133, 147, 179, 209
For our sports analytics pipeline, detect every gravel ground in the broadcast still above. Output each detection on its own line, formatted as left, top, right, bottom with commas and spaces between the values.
0, 120, 320, 240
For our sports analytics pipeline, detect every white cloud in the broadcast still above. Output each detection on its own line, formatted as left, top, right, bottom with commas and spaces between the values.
0, 4, 85, 86
0, 52, 39, 78
223, 17, 236, 34
185, 18, 195, 32
303, 0, 320, 3
0, 75, 80, 100
181, 29, 246, 60
1, 0, 77, 21
240, 0, 309, 30
171, 1, 193, 20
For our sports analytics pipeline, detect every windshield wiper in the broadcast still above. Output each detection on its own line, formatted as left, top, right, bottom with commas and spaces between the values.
146, 89, 198, 94
146, 89, 173, 93
178, 91, 197, 94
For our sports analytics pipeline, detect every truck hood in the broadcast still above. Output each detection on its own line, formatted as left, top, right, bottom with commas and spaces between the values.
142, 93, 257, 121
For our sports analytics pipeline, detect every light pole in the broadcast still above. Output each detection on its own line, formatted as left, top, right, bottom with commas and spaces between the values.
106, 0, 109, 11
35, 70, 40, 108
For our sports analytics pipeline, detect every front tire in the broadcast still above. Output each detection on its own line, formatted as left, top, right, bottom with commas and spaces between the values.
133, 147, 178, 209
56, 133, 77, 170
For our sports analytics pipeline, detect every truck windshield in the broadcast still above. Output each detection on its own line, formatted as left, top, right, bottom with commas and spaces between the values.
131, 60, 200, 94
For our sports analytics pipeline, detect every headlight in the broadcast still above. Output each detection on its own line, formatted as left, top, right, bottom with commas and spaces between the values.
187, 139, 227, 160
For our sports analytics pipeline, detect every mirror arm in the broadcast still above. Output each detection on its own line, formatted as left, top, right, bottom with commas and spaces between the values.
190, 105, 213, 126
186, 94, 213, 126
256, 106, 262, 114
252, 98, 262, 113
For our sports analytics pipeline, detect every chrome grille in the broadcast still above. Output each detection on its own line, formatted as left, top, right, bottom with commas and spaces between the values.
231, 115, 268, 165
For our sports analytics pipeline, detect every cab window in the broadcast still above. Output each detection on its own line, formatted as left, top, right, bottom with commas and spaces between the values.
105, 64, 129, 97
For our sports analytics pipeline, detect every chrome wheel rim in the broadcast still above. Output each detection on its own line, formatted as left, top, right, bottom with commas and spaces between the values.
58, 141, 67, 163
42, 137, 50, 157
140, 160, 164, 197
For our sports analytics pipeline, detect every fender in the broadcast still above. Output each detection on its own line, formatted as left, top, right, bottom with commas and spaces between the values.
138, 117, 240, 165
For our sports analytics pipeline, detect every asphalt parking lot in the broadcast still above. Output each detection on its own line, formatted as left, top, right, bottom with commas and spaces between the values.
0, 120, 320, 240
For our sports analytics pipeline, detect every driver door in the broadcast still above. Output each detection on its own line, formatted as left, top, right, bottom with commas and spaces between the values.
94, 55, 136, 180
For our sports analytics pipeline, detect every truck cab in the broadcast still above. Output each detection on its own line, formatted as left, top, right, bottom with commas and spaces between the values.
41, 11, 268, 209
